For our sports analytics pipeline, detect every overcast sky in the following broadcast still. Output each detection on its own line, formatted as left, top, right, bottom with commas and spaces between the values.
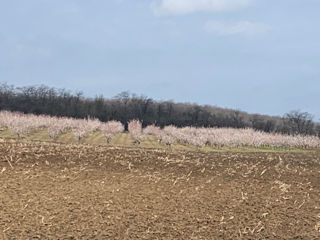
0, 0, 319, 119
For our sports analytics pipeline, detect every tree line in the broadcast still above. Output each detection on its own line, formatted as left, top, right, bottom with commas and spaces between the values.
0, 83, 319, 136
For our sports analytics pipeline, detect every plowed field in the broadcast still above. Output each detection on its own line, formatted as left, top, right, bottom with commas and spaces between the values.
0, 139, 319, 239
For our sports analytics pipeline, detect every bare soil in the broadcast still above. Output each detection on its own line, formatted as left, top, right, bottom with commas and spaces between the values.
0, 139, 319, 239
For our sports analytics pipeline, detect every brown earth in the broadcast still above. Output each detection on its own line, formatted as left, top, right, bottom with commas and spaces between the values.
0, 139, 319, 239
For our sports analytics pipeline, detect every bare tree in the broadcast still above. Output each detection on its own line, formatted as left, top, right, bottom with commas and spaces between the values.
284, 110, 314, 135
315, 124, 320, 137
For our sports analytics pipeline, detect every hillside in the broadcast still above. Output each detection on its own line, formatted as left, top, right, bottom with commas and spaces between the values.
1, 83, 319, 136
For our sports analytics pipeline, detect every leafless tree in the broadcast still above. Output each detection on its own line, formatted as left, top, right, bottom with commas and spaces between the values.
284, 110, 314, 135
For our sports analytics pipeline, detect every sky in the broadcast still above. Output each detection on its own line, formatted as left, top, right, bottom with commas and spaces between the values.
0, 0, 319, 119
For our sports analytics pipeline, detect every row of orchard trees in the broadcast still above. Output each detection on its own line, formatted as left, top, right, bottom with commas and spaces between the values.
0, 111, 124, 142
128, 120, 320, 149
0, 111, 319, 148
0, 83, 319, 136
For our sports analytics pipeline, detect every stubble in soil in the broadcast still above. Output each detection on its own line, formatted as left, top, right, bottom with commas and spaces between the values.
0, 139, 319, 239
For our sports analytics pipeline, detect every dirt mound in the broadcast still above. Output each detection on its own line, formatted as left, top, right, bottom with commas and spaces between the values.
0, 139, 319, 239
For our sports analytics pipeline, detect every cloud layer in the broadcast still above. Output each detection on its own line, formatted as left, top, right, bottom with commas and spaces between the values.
204, 21, 270, 36
154, 0, 253, 15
